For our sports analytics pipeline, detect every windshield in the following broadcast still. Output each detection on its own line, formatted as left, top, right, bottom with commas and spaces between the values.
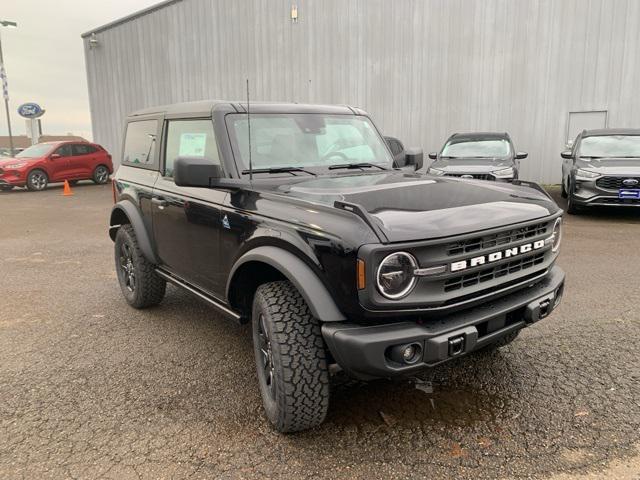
227, 114, 393, 172
579, 135, 640, 158
441, 139, 510, 158
16, 144, 54, 159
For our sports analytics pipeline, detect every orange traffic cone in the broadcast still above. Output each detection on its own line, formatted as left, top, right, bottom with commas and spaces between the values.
63, 180, 74, 196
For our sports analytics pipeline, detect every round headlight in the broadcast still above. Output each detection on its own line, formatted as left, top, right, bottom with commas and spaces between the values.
551, 217, 562, 252
376, 252, 418, 300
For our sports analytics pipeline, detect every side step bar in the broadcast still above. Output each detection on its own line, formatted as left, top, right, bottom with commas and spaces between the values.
155, 269, 242, 322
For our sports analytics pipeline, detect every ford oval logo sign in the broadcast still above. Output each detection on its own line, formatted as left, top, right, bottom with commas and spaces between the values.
622, 178, 639, 187
17, 103, 45, 119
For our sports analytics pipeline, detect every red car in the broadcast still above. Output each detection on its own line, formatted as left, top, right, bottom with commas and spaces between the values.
0, 141, 113, 191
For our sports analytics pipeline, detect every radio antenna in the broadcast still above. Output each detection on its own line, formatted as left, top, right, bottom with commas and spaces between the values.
246, 78, 253, 183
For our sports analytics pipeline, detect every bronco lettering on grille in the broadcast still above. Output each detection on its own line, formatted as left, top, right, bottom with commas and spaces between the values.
450, 240, 545, 272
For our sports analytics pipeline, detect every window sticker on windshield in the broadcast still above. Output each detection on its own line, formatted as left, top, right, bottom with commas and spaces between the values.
179, 133, 207, 157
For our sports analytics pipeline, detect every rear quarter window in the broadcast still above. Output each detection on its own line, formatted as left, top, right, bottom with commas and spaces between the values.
122, 119, 159, 169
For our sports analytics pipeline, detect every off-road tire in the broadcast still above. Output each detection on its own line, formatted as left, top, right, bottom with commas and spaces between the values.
477, 330, 520, 353
114, 224, 166, 308
252, 280, 330, 433
26, 169, 48, 191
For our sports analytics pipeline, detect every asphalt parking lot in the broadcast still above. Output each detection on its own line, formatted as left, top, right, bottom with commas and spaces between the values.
1, 182, 639, 479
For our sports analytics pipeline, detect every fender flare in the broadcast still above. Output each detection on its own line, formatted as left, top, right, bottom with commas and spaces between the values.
227, 246, 347, 322
109, 200, 159, 265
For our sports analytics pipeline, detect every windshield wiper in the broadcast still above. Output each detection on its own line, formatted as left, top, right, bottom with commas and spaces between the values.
579, 155, 604, 159
241, 167, 317, 176
328, 162, 388, 171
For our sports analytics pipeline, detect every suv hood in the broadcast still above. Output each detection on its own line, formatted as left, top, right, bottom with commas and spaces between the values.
272, 171, 558, 242
430, 157, 512, 173
0, 157, 31, 167
576, 157, 640, 175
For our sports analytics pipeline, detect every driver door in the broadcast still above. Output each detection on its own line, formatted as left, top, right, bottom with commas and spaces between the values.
48, 144, 73, 182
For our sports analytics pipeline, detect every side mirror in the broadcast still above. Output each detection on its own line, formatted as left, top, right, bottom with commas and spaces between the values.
515, 151, 528, 160
428, 152, 438, 160
560, 151, 573, 159
50, 153, 61, 160
173, 156, 224, 187
405, 148, 424, 171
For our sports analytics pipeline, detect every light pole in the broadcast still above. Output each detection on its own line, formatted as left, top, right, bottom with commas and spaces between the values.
0, 19, 17, 157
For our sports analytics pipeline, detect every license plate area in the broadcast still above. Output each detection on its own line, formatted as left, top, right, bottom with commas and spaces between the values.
618, 189, 640, 199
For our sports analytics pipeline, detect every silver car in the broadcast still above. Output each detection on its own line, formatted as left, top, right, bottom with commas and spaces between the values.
561, 128, 640, 214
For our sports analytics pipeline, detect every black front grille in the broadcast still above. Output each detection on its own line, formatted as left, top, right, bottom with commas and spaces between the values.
444, 252, 545, 292
596, 176, 640, 190
599, 197, 640, 205
444, 173, 495, 181
446, 222, 549, 256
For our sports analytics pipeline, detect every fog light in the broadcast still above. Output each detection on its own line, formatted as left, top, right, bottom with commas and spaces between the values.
403, 345, 417, 361
388, 342, 423, 365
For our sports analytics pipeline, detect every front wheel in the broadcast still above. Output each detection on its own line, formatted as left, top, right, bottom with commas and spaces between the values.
561, 178, 568, 198
93, 165, 110, 184
27, 169, 48, 191
252, 281, 330, 433
566, 181, 581, 215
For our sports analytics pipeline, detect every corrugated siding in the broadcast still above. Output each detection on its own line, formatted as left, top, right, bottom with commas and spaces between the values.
83, 0, 640, 183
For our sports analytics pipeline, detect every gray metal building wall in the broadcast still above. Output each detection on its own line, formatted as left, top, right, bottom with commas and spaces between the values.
82, 0, 640, 183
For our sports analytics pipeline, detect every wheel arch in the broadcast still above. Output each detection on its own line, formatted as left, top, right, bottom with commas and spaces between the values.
226, 246, 347, 323
109, 200, 158, 264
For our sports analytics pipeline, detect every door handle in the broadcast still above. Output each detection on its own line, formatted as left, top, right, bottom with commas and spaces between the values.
152, 197, 168, 209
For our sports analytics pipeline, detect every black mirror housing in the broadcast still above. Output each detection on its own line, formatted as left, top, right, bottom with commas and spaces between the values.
428, 152, 438, 160
560, 151, 573, 159
173, 156, 223, 187
405, 148, 424, 171
515, 151, 528, 160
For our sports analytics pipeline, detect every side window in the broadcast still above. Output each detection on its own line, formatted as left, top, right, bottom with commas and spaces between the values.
164, 119, 219, 178
72, 144, 97, 156
55, 145, 73, 157
122, 119, 158, 168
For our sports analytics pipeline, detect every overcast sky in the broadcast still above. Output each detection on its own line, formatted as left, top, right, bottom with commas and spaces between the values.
0, 0, 160, 140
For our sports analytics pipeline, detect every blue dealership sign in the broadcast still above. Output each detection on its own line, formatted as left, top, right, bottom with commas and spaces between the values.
17, 102, 45, 119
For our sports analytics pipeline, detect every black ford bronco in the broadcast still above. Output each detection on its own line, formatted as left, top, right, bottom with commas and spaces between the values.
109, 101, 565, 432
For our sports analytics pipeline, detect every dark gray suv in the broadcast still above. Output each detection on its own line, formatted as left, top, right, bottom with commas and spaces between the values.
427, 132, 527, 181
561, 128, 640, 214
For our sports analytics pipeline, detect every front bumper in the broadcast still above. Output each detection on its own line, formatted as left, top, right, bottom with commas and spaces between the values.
572, 178, 640, 207
322, 266, 565, 379
0, 171, 26, 187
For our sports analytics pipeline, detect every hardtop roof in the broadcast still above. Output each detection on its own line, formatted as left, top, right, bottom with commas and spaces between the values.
128, 101, 364, 118
582, 128, 640, 137
449, 132, 510, 141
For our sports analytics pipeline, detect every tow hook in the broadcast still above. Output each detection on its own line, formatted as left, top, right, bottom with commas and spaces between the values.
448, 335, 465, 357
539, 299, 551, 319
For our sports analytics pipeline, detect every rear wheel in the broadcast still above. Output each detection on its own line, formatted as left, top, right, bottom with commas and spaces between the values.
252, 280, 330, 433
93, 165, 110, 184
114, 224, 166, 308
27, 170, 48, 191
